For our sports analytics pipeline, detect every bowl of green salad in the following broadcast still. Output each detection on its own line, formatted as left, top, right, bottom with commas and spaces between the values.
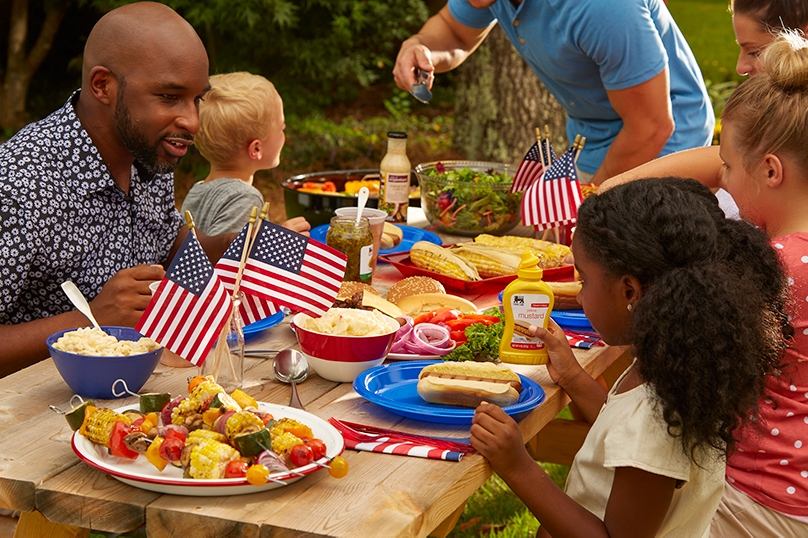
414, 160, 522, 236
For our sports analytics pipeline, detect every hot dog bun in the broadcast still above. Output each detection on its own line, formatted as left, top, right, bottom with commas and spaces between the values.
417, 362, 522, 408
546, 281, 581, 310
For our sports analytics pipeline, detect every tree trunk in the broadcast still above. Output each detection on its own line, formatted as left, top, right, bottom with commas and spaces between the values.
452, 24, 567, 164
0, 0, 70, 132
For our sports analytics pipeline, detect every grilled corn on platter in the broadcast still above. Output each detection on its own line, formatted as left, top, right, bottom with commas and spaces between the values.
72, 375, 335, 484
408, 237, 571, 281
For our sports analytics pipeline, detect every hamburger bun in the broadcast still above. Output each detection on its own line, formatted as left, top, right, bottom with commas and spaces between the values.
387, 276, 446, 305
336, 281, 380, 300
417, 362, 522, 408
396, 293, 477, 317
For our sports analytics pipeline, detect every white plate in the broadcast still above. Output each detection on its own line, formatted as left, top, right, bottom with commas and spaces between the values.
72, 402, 344, 496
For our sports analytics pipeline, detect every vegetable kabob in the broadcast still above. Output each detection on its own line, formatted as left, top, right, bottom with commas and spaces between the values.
69, 375, 349, 483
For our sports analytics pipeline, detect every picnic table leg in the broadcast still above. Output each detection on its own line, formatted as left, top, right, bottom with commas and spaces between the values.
430, 501, 467, 538
14, 510, 90, 538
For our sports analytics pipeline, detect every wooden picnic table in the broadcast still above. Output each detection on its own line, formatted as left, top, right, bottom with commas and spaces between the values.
0, 211, 627, 537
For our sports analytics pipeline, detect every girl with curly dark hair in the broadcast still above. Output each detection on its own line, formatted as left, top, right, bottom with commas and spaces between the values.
470, 178, 789, 537
602, 30, 808, 535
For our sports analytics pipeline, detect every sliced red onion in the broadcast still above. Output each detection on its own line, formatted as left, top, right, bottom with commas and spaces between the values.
413, 323, 451, 348
390, 319, 454, 356
157, 424, 189, 438
214, 409, 237, 434
256, 449, 289, 472
160, 395, 184, 426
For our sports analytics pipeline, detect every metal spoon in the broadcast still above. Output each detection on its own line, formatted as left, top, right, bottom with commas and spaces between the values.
354, 186, 369, 227
273, 349, 309, 410
61, 280, 101, 330
411, 67, 433, 104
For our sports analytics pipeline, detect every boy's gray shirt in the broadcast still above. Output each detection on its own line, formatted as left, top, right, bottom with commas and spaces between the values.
181, 178, 264, 236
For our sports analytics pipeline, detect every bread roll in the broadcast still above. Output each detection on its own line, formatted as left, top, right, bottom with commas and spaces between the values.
387, 276, 446, 305
337, 281, 380, 300
417, 362, 522, 408
546, 281, 581, 310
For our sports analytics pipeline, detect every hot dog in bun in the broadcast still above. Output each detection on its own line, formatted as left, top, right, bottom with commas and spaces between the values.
417, 362, 522, 408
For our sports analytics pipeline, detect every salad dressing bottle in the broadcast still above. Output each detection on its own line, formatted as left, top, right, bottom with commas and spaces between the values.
499, 251, 555, 365
378, 131, 411, 223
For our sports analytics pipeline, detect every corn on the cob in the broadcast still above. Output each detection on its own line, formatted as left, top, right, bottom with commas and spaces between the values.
188, 438, 240, 479
271, 430, 304, 456
270, 417, 314, 440
409, 241, 480, 281
82, 408, 132, 447
172, 377, 241, 425
185, 429, 229, 446
450, 244, 523, 278
474, 234, 571, 268
224, 411, 264, 441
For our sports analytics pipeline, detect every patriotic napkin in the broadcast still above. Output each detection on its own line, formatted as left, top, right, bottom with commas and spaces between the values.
329, 418, 474, 462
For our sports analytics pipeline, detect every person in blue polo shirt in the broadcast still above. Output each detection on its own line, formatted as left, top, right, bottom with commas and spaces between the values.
393, 0, 714, 185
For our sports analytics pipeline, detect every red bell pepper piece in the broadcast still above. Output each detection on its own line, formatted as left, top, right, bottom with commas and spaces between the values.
459, 314, 501, 324
108, 421, 139, 459
444, 318, 479, 331
450, 330, 468, 344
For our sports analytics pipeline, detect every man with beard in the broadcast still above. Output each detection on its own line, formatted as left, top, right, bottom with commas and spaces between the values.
0, 3, 304, 376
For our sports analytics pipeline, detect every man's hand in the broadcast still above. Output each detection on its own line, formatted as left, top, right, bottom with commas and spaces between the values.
90, 265, 164, 328
392, 37, 435, 92
282, 216, 311, 236
392, 6, 494, 93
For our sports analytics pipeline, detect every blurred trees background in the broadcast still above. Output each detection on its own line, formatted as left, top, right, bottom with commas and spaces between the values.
0, 0, 568, 221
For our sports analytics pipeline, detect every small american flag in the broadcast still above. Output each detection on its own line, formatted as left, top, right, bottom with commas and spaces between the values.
239, 222, 347, 318
136, 232, 232, 366
521, 146, 583, 230
510, 140, 556, 193
214, 225, 278, 325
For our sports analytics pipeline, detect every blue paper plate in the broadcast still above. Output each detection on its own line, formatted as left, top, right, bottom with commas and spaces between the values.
243, 310, 285, 339
353, 360, 545, 425
550, 310, 593, 330
310, 224, 442, 260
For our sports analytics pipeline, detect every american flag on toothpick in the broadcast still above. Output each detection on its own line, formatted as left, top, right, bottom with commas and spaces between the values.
521, 136, 584, 231
214, 223, 279, 325
510, 126, 556, 193
136, 231, 232, 366
239, 221, 347, 318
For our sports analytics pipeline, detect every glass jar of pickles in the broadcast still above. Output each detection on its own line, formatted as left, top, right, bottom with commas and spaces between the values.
327, 216, 374, 282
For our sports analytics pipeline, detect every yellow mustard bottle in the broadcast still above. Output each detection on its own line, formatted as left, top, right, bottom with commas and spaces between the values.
499, 251, 555, 365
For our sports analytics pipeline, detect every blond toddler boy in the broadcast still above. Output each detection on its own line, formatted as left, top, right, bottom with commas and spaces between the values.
181, 72, 309, 235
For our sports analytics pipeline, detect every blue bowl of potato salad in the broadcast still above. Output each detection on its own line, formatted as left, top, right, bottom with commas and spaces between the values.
47, 326, 163, 399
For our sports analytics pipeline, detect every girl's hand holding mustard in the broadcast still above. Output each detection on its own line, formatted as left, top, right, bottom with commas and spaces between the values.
530, 320, 584, 389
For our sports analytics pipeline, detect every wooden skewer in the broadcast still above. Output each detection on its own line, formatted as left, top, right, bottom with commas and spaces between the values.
231, 207, 259, 298
544, 125, 552, 165
534, 126, 546, 169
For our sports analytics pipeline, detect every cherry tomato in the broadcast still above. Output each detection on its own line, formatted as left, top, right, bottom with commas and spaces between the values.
225, 460, 249, 478
246, 464, 269, 486
289, 444, 314, 467
108, 421, 138, 459
328, 456, 349, 478
187, 375, 207, 393
305, 438, 327, 460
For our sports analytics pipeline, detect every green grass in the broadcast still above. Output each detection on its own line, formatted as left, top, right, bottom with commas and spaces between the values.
668, 0, 743, 84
